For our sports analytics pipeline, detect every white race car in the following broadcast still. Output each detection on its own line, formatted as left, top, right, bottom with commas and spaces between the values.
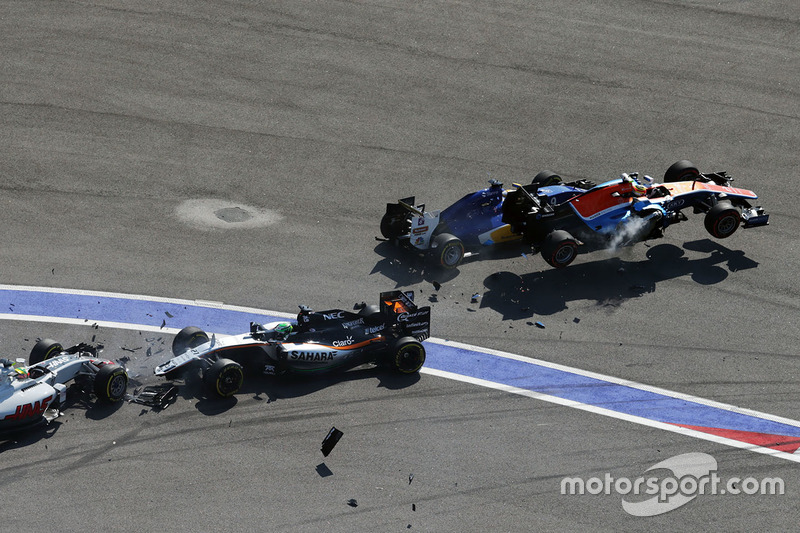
0, 340, 128, 436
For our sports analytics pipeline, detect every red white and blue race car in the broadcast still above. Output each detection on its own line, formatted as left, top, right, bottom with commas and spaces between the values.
501, 160, 769, 268
154, 291, 431, 398
0, 340, 128, 436
380, 176, 594, 269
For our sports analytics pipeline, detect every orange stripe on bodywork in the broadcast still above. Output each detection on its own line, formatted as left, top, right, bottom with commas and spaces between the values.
664, 181, 758, 199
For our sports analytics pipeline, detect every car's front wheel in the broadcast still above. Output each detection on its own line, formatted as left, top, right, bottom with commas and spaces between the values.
664, 160, 700, 183
203, 358, 244, 398
172, 326, 209, 357
94, 364, 128, 403
29, 339, 63, 365
704, 201, 741, 239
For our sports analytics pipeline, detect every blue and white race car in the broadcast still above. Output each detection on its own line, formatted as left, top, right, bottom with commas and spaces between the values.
501, 160, 770, 269
379, 176, 594, 268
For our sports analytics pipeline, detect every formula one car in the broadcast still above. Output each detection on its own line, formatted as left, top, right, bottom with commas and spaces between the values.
380, 176, 594, 269
501, 160, 769, 269
154, 290, 431, 398
0, 340, 128, 436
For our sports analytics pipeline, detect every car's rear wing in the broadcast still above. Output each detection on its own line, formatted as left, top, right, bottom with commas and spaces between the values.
385, 197, 425, 218
501, 183, 553, 231
380, 290, 431, 341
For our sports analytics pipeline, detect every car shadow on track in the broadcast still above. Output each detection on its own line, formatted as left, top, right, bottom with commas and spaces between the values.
0, 423, 61, 452
370, 240, 529, 285
186, 365, 420, 414
479, 240, 759, 319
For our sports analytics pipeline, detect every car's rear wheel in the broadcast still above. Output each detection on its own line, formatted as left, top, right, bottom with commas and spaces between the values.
94, 363, 128, 403
431, 233, 464, 269
541, 230, 578, 269
532, 171, 562, 187
389, 337, 426, 374
380, 213, 409, 240
704, 201, 741, 239
29, 339, 63, 365
172, 326, 209, 357
664, 160, 700, 183
203, 358, 244, 398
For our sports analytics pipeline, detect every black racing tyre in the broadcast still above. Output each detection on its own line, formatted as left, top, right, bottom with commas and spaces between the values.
172, 326, 209, 357
540, 230, 578, 269
389, 337, 426, 374
380, 213, 409, 240
93, 363, 128, 403
431, 233, 464, 269
664, 160, 700, 183
203, 358, 244, 398
704, 201, 741, 239
532, 171, 562, 187
29, 339, 63, 365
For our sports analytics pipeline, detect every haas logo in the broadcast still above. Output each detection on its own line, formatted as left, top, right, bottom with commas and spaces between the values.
4, 397, 52, 421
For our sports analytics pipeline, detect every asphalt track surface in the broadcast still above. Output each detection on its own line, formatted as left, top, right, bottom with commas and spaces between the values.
2, 1, 799, 531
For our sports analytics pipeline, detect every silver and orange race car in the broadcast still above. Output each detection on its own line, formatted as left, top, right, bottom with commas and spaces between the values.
154, 291, 431, 398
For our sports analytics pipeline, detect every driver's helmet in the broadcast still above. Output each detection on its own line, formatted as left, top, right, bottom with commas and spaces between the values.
274, 322, 293, 338
631, 182, 647, 197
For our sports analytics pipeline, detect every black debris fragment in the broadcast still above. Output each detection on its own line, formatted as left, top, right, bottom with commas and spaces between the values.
146, 347, 152, 357
535, 321, 545, 329
117, 355, 131, 365
315, 463, 333, 477
347, 499, 358, 507
573, 317, 580, 323
470, 293, 480, 303
412, 504, 416, 512
120, 347, 141, 353
160, 319, 166, 329
408, 473, 414, 485
165, 311, 174, 318
432, 281, 441, 291
321, 427, 344, 457
127, 384, 178, 410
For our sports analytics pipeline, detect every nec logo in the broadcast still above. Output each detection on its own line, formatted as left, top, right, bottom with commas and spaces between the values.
323, 311, 345, 320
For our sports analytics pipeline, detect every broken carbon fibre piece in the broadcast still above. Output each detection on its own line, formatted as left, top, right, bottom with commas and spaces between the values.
321, 426, 344, 457
127, 384, 179, 410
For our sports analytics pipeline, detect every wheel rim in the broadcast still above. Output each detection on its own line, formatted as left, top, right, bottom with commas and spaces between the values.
442, 243, 463, 267
109, 374, 127, 399
554, 243, 575, 265
716, 213, 739, 236
397, 345, 424, 373
218, 366, 243, 395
